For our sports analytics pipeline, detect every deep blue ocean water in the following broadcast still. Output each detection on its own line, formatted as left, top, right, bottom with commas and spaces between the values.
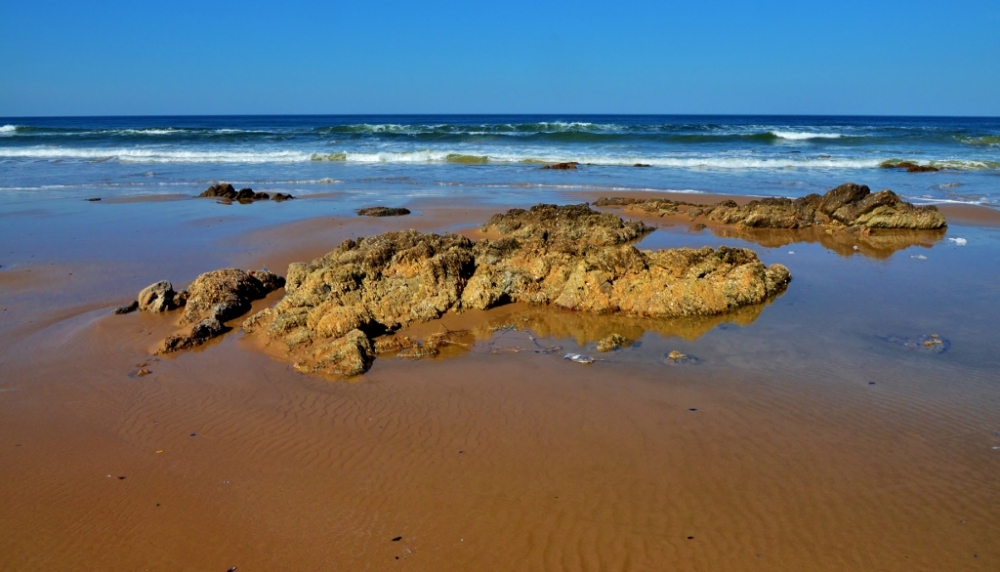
2, 115, 999, 207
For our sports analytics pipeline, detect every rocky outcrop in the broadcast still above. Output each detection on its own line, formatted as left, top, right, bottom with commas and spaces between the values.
481, 203, 653, 245
594, 183, 947, 231
243, 204, 790, 377
357, 207, 411, 217
198, 184, 294, 204
880, 161, 940, 173
541, 162, 578, 170
156, 268, 284, 353
120, 269, 285, 353
179, 269, 285, 326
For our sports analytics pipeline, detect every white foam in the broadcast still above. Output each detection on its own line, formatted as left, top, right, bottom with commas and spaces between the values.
0, 125, 17, 135
770, 131, 843, 140
0, 147, 314, 163
0, 146, 934, 171
948, 237, 968, 246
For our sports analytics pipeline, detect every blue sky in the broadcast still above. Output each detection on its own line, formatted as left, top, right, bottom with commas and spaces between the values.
1, 0, 998, 116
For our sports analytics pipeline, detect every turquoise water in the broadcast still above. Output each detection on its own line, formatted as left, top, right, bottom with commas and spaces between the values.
1, 115, 999, 207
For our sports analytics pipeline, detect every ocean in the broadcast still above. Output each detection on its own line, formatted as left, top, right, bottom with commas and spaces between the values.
1, 115, 999, 207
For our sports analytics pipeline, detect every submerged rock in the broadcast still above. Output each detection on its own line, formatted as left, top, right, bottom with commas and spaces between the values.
243, 204, 790, 377
876, 333, 950, 354
357, 207, 412, 217
596, 333, 633, 352
594, 183, 946, 231
663, 350, 701, 365
541, 162, 578, 170
880, 161, 940, 173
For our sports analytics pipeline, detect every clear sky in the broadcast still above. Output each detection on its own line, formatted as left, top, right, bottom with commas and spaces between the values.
2, 0, 998, 116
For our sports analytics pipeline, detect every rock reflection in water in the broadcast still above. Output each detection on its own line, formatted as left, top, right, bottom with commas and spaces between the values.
709, 226, 945, 259
377, 301, 769, 364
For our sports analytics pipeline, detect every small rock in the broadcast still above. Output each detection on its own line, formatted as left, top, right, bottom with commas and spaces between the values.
633, 163, 651, 167
357, 207, 411, 217
564, 353, 594, 364
392, 536, 402, 542
138, 281, 177, 313
664, 350, 701, 365
86, 197, 101, 202
136, 369, 151, 377
114, 300, 139, 315
877, 333, 950, 354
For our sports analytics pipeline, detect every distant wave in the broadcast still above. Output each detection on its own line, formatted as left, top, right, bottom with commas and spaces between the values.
0, 147, 314, 163
959, 135, 1000, 147
769, 131, 843, 140
0, 125, 18, 135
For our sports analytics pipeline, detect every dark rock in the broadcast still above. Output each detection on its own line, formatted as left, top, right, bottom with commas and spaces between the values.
357, 207, 412, 217
880, 161, 940, 173
541, 162, 578, 170
114, 300, 139, 315
199, 184, 291, 204
160, 317, 228, 353
199, 183, 237, 199
235, 188, 256, 203
633, 163, 651, 167
86, 197, 101, 202
819, 183, 870, 216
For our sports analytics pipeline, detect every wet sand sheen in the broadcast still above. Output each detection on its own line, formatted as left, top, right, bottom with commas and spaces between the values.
1, 194, 999, 571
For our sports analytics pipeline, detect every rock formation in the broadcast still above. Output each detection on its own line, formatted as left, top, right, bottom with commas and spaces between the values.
198, 183, 294, 203
594, 183, 946, 231
357, 207, 411, 217
122, 270, 285, 353
541, 162, 578, 170
880, 161, 940, 173
243, 204, 790, 377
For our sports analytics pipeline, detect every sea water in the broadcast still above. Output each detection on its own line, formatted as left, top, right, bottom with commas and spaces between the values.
1, 115, 998, 207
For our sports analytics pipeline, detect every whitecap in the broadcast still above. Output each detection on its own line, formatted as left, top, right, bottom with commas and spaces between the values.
0, 124, 18, 135
948, 237, 968, 246
770, 131, 843, 140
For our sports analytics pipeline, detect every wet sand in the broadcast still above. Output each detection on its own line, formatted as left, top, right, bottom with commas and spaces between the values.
2, 192, 999, 571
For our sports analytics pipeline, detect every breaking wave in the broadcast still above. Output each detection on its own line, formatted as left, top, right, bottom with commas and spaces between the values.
770, 131, 843, 140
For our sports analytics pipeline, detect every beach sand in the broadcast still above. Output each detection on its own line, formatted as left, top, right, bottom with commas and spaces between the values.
2, 193, 999, 571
